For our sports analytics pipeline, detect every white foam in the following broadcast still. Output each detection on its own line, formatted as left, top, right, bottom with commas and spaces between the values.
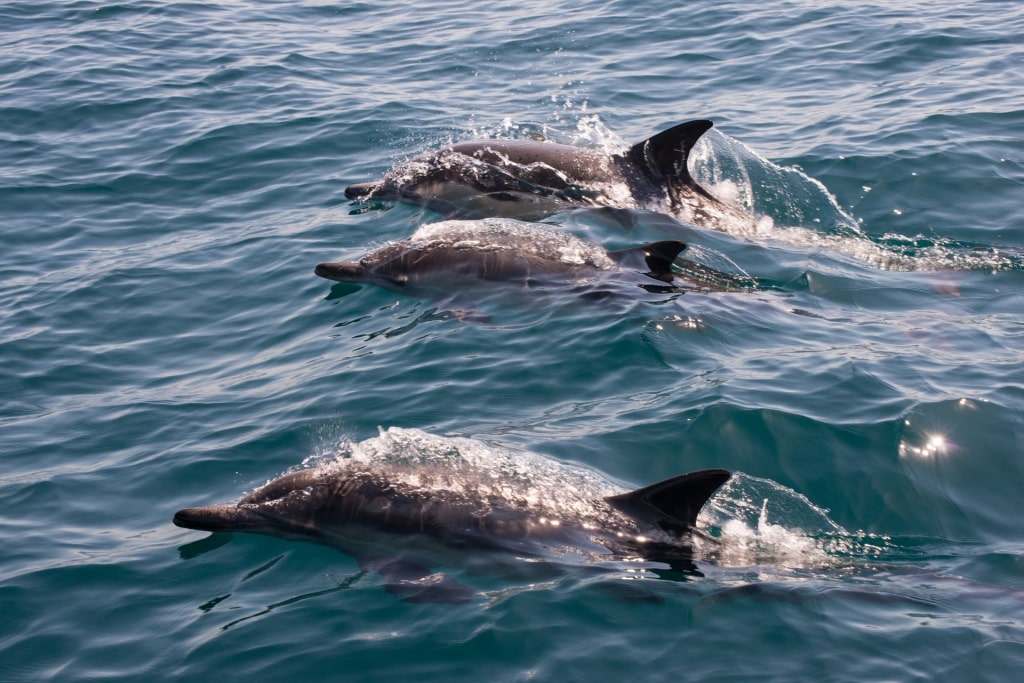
325, 427, 619, 523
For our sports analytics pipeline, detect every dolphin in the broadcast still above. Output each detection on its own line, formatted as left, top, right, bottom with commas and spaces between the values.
314, 218, 744, 300
173, 430, 731, 603
345, 120, 744, 229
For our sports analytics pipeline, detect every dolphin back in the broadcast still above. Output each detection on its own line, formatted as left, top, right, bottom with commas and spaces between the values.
605, 468, 730, 536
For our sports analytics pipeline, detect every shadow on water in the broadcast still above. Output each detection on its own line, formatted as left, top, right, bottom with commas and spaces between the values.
323, 282, 364, 300
179, 533, 233, 560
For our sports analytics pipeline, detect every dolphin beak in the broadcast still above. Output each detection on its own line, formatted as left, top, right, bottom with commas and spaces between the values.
173, 505, 254, 532
315, 261, 367, 282
344, 182, 380, 199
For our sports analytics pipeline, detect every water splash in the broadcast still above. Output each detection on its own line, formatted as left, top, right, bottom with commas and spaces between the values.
691, 128, 1023, 272
701, 472, 898, 570
693, 130, 861, 233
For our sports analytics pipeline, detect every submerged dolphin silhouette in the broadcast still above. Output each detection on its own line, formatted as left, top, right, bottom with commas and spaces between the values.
313, 218, 742, 300
345, 120, 742, 228
173, 438, 730, 602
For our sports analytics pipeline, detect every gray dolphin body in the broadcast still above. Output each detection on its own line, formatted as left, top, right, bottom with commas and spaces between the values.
173, 440, 730, 602
314, 218, 739, 299
345, 120, 743, 228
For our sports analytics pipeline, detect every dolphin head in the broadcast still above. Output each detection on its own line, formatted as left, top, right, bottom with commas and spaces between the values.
344, 149, 471, 204
174, 467, 447, 544
173, 469, 330, 539
313, 253, 409, 290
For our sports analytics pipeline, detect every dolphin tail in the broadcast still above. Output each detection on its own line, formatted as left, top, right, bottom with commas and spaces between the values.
627, 119, 718, 203
605, 469, 731, 536
609, 240, 687, 283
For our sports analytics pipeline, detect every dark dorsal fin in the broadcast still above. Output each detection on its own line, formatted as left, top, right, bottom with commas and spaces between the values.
642, 240, 686, 281
626, 120, 716, 201
609, 240, 687, 283
605, 469, 731, 536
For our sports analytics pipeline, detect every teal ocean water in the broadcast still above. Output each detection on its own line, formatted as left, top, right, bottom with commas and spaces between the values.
3, 1, 1023, 680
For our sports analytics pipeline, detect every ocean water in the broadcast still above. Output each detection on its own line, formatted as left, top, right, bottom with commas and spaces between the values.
2, 0, 1023, 680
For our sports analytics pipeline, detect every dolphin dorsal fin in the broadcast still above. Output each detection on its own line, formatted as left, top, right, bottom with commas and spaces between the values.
627, 120, 716, 200
605, 469, 731, 535
641, 240, 686, 281
607, 240, 687, 282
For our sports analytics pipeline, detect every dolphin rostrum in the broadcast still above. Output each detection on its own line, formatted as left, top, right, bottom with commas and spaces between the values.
345, 120, 744, 229
173, 428, 731, 603
314, 218, 743, 299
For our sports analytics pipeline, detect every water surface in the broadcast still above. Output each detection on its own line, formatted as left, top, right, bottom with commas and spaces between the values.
2, 1, 1023, 681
